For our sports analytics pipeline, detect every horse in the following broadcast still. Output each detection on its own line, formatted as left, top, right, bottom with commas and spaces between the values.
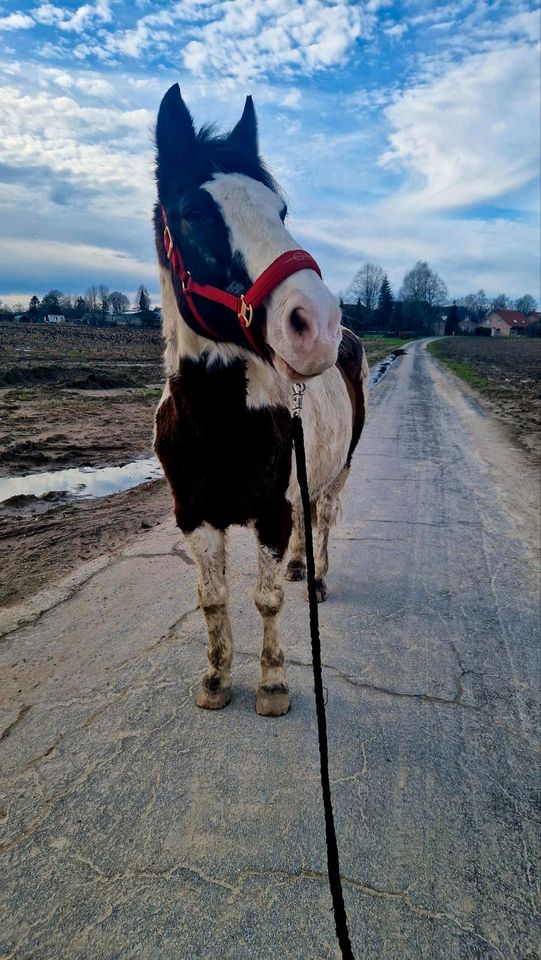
153, 84, 368, 717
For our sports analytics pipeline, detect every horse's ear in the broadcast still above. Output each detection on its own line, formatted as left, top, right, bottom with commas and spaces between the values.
228, 96, 258, 156
156, 83, 196, 169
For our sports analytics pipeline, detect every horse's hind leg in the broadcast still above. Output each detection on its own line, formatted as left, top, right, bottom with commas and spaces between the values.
254, 504, 292, 717
285, 500, 306, 581
313, 465, 350, 602
185, 523, 233, 709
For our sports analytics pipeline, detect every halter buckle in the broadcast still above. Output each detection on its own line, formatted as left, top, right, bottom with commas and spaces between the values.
238, 295, 253, 328
181, 272, 192, 294
164, 224, 174, 261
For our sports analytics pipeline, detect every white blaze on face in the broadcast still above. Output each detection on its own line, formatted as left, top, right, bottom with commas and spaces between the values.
203, 173, 341, 379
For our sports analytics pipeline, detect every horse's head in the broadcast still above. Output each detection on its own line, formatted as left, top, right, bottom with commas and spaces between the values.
155, 84, 341, 379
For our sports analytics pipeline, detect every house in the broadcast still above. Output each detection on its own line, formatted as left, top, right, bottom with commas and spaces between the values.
43, 314, 65, 324
481, 310, 527, 336
439, 304, 476, 334
458, 317, 478, 334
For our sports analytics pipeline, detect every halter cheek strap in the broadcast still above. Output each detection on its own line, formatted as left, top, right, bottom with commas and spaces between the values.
161, 205, 322, 358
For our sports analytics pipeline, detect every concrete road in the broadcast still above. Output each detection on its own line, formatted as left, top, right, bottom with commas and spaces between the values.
1, 339, 539, 959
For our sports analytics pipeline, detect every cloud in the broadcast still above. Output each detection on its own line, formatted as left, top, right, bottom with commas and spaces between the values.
33, 1, 112, 33
0, 13, 34, 31
380, 41, 540, 211
383, 21, 408, 38
281, 88, 301, 109
36, 66, 115, 98
69, 0, 367, 78
181, 0, 365, 80
293, 205, 540, 300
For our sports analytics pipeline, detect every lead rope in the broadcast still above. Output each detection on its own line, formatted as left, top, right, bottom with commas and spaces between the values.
291, 383, 354, 960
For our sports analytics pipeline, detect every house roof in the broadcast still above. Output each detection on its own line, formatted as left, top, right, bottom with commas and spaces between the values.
490, 309, 527, 327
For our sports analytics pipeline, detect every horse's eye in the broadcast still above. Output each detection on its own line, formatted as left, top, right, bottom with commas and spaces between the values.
183, 208, 207, 223
279, 205, 288, 222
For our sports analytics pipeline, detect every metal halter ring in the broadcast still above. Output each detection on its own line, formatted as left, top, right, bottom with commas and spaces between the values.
238, 295, 254, 328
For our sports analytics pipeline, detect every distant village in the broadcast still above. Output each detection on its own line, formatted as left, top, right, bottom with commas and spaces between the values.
0, 284, 160, 329
1, 264, 539, 338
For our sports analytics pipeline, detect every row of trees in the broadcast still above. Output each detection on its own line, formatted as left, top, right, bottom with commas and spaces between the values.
341, 261, 538, 335
456, 290, 537, 320
3, 285, 152, 323
341, 261, 449, 334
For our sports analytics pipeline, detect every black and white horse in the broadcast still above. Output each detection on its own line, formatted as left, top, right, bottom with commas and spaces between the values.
153, 85, 368, 717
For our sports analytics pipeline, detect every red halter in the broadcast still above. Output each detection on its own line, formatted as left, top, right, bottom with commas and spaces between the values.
161, 206, 322, 358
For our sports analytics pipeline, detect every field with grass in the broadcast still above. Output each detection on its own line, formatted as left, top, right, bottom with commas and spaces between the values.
428, 336, 541, 457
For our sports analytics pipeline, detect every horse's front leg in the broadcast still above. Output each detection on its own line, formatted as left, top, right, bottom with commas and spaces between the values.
285, 500, 306, 582
254, 504, 292, 717
185, 523, 233, 710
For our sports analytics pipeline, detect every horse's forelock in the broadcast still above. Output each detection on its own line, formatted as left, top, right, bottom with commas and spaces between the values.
157, 123, 280, 206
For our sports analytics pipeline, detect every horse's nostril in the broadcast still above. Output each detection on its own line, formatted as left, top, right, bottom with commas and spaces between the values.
290, 308, 308, 335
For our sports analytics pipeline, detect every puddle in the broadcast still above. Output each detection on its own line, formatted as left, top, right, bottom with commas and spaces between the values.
368, 348, 405, 388
1, 347, 407, 507
0, 457, 163, 505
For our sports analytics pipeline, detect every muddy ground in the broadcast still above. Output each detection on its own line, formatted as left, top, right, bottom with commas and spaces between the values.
428, 335, 541, 458
0, 324, 406, 607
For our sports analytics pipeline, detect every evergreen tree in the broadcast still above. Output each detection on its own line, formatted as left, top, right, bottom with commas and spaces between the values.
444, 302, 459, 335
376, 274, 394, 329
391, 300, 404, 331
137, 285, 150, 311
28, 295, 40, 315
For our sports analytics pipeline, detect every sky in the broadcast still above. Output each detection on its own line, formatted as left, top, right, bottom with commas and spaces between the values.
0, 0, 539, 309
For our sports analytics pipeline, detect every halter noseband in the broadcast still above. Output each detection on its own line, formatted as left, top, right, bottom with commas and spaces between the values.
161, 205, 322, 358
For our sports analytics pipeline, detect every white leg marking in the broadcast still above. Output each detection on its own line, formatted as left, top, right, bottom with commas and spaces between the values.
186, 524, 233, 695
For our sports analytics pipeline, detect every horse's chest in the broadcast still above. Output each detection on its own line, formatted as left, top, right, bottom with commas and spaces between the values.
154, 358, 292, 532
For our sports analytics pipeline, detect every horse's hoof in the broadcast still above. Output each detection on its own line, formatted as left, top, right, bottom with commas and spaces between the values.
305, 579, 328, 603
256, 686, 290, 717
196, 686, 231, 710
285, 559, 306, 581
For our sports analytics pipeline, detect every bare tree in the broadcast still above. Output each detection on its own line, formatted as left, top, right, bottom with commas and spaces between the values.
462, 290, 488, 320
59, 294, 73, 313
347, 263, 384, 311
97, 284, 110, 322
109, 291, 130, 314
491, 294, 511, 311
399, 261, 448, 307
85, 285, 99, 314
515, 294, 537, 314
